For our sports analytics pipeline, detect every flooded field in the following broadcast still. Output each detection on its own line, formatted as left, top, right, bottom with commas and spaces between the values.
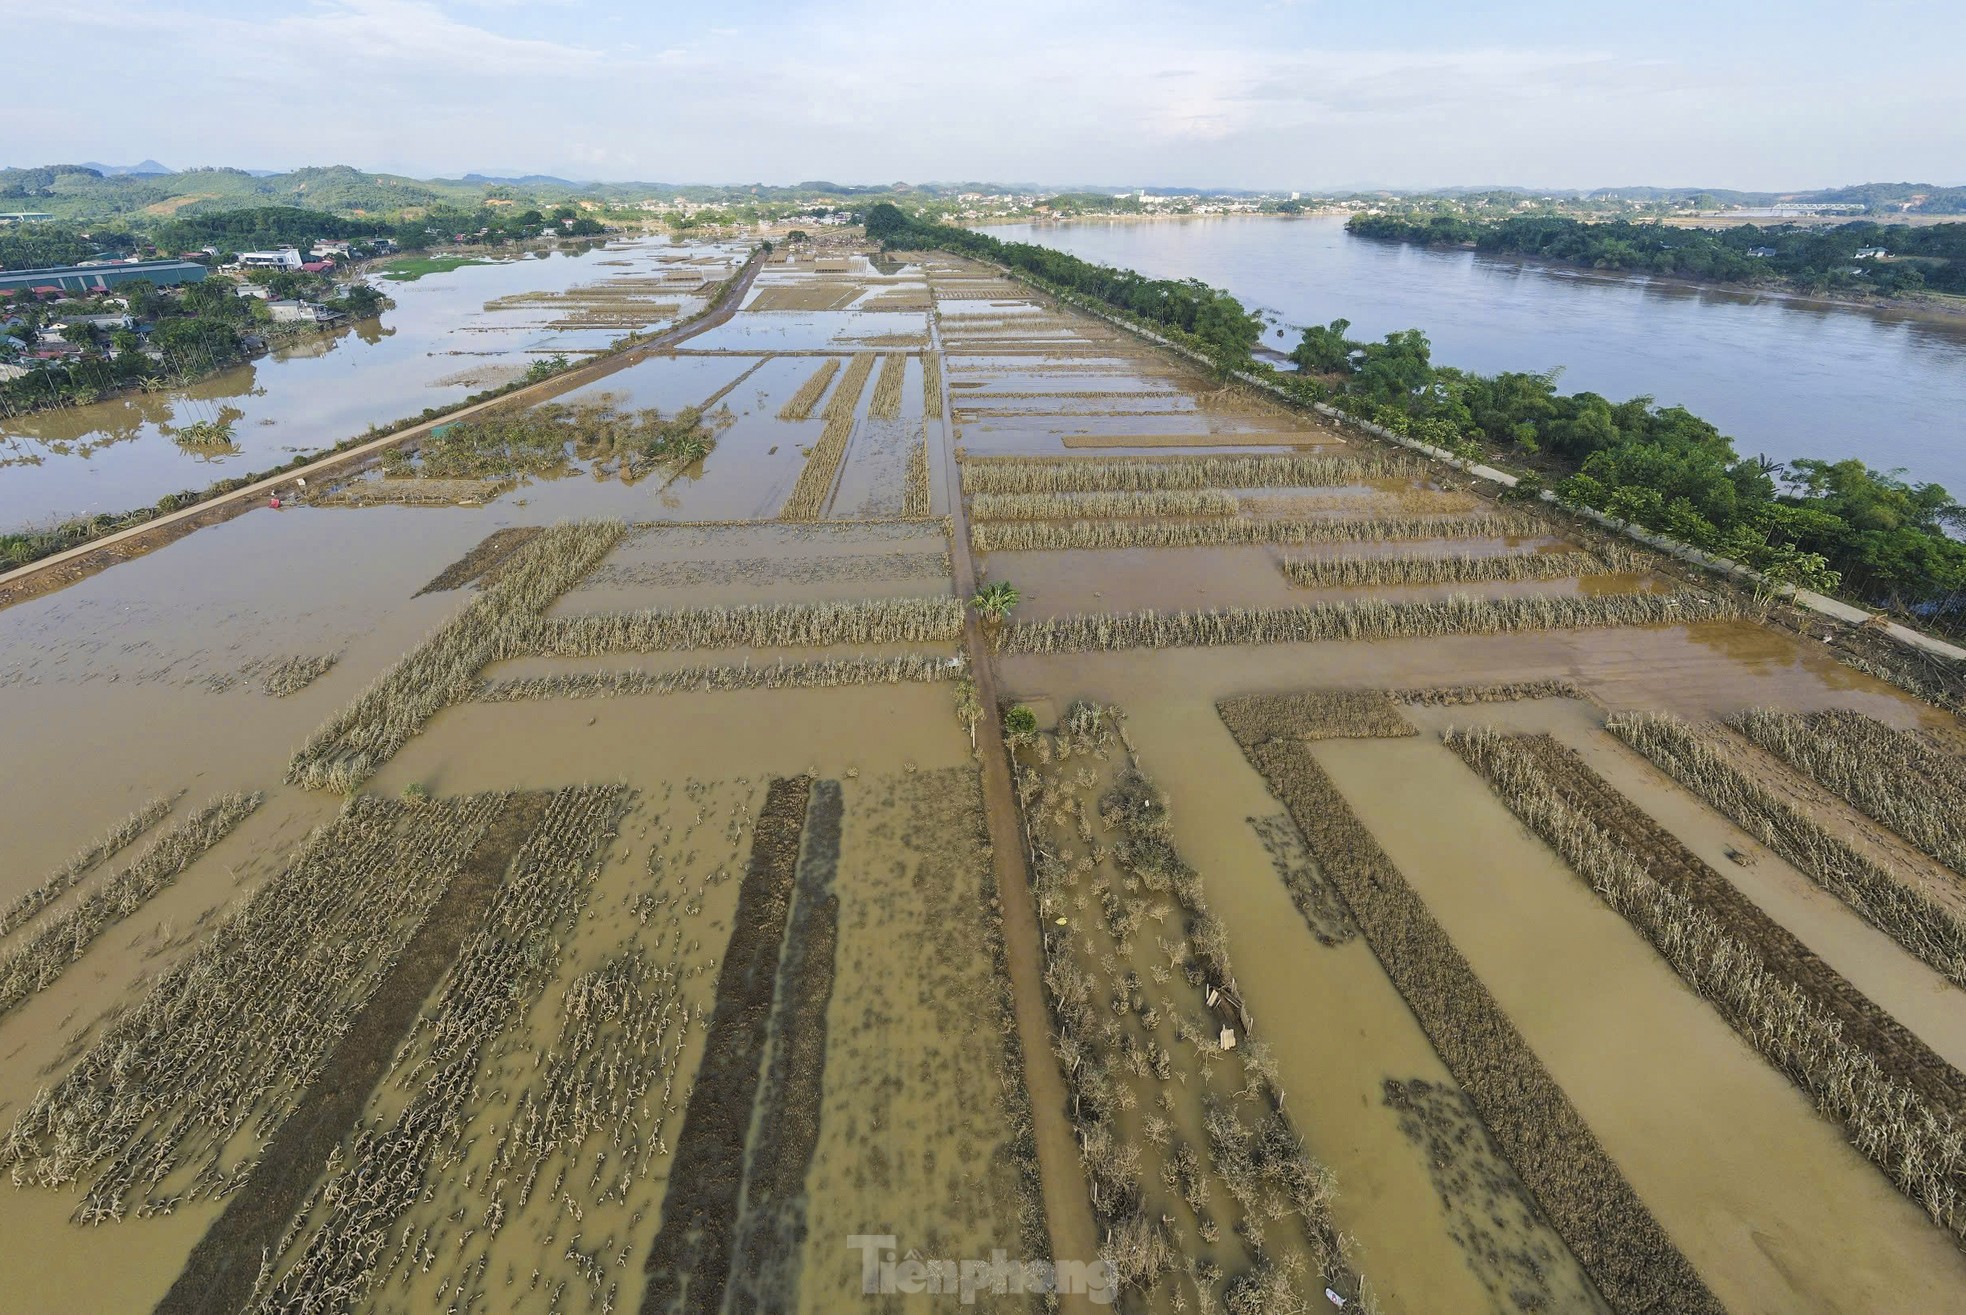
4, 232, 1966, 1313
1, 237, 748, 530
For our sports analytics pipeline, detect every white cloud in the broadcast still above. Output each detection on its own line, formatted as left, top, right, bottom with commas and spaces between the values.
5, 0, 1961, 188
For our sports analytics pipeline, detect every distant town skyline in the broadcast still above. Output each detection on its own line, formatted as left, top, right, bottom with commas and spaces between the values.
9, 0, 1965, 192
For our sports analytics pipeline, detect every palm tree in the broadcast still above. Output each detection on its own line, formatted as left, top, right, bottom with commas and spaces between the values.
971, 580, 1020, 624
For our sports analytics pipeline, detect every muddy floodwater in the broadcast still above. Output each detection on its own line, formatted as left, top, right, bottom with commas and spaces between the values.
1, 237, 747, 530
4, 233, 1966, 1314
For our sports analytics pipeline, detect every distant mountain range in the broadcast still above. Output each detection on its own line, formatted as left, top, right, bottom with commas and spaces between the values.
1, 161, 1961, 221
78, 160, 174, 177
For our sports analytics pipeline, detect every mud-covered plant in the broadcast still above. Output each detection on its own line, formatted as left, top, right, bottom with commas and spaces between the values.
954, 674, 984, 746
1002, 590, 1735, 654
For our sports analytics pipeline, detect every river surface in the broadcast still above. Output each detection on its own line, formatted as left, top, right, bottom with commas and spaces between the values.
987, 217, 1966, 494
0, 237, 741, 531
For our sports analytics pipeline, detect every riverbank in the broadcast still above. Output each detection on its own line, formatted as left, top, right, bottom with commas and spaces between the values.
1353, 234, 1966, 324
984, 216, 1966, 497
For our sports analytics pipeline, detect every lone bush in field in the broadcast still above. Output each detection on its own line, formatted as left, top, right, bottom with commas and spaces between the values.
971, 580, 1020, 624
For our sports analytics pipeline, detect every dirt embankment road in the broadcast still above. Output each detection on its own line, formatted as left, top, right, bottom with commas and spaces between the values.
0, 246, 767, 613
927, 313, 1104, 1308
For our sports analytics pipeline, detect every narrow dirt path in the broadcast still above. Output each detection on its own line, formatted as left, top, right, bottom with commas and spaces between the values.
927, 305, 1102, 1303
0, 245, 767, 612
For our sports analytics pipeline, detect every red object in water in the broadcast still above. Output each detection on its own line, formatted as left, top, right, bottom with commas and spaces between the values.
269, 495, 281, 509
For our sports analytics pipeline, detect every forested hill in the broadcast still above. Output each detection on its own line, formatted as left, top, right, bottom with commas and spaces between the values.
1347, 213, 1966, 297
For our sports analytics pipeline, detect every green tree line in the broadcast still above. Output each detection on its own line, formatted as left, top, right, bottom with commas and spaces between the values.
864, 202, 1262, 368
1349, 213, 1966, 296
864, 201, 1964, 623
1293, 319, 1966, 616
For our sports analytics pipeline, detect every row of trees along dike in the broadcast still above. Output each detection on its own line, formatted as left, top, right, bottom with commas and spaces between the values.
1348, 212, 1966, 297
863, 202, 1966, 633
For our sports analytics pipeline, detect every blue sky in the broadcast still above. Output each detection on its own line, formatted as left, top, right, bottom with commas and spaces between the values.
7, 0, 1963, 189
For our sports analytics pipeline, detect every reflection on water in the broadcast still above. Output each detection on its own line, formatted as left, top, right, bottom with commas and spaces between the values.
990, 218, 1966, 494
0, 237, 746, 530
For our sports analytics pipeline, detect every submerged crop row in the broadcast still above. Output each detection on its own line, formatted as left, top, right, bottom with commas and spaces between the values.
1280, 549, 1607, 589
1449, 727, 1966, 1243
1728, 708, 1966, 876
0, 792, 261, 1021
1221, 698, 1721, 1314
248, 786, 628, 1311
922, 352, 943, 419
1606, 711, 1966, 988
288, 520, 624, 792
869, 352, 907, 420
970, 512, 1544, 553
1001, 590, 1734, 654
0, 793, 177, 941
479, 653, 953, 701
782, 352, 875, 521
970, 489, 1240, 521
2, 794, 506, 1220
958, 452, 1418, 494
524, 596, 965, 655
775, 358, 839, 421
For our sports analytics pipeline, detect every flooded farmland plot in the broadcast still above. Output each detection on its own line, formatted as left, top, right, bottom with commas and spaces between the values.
5, 235, 1966, 1313
1, 239, 749, 530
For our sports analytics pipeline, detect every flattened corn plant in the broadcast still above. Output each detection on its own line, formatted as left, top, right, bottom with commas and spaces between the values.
1001, 590, 1736, 654
524, 596, 964, 656
776, 358, 839, 421
251, 786, 628, 1311
0, 793, 177, 941
0, 793, 261, 1020
478, 654, 953, 701
959, 452, 1420, 495
1607, 710, 1966, 988
1, 794, 505, 1221
970, 513, 1544, 553
904, 431, 931, 518
1729, 708, 1966, 876
1449, 726, 1966, 1243
782, 353, 876, 521
1280, 549, 1606, 589
922, 353, 943, 419
288, 520, 624, 792
869, 352, 907, 420
1013, 703, 1349, 1303
260, 654, 337, 698
970, 490, 1240, 522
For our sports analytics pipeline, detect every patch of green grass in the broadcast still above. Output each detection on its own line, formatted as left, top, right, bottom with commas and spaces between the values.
378, 254, 497, 282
